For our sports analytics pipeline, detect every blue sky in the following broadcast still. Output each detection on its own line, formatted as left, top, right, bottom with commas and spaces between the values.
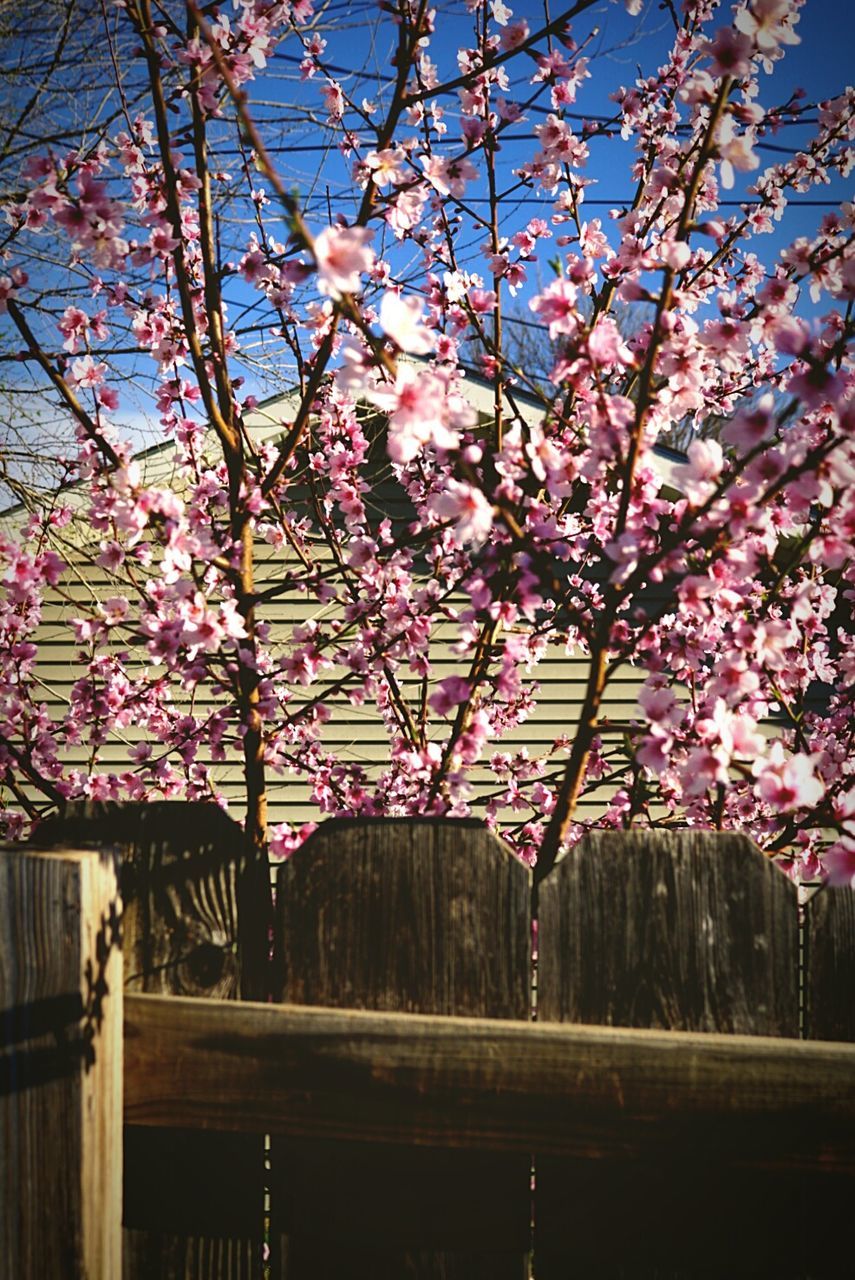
252, 0, 852, 293
209, 0, 851, 396
6, 1, 851, 448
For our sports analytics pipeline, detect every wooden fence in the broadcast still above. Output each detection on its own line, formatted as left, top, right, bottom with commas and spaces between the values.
2, 805, 854, 1278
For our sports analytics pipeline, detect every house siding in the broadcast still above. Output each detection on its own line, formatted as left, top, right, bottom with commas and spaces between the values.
5, 380, 688, 832
29, 558, 647, 830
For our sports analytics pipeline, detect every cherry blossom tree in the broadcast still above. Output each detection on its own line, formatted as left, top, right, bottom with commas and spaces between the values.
0, 0, 853, 891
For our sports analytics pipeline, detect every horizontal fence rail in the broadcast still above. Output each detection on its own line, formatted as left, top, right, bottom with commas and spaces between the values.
124, 990, 855, 1169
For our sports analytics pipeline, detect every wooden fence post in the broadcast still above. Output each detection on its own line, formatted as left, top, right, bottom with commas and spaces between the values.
804, 881, 855, 1275
535, 830, 801, 1277
270, 816, 532, 1280
0, 845, 122, 1278
39, 801, 269, 1280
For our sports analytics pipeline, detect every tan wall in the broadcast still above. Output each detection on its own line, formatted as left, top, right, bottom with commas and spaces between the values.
28, 546, 645, 831
7, 383, 682, 832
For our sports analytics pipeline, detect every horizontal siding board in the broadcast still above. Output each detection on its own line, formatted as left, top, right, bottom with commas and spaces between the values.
29, 653, 637, 687
18, 571, 670, 827
5, 411, 791, 831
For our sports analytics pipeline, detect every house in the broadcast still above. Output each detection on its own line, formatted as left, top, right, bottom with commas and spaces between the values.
2, 369, 690, 840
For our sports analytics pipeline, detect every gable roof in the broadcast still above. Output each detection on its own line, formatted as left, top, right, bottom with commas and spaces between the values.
1, 368, 689, 525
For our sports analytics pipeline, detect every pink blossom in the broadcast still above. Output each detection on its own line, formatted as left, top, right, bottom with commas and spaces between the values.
428, 675, 471, 717
683, 438, 724, 504
456, 707, 491, 765
636, 733, 673, 775
321, 79, 345, 121
313, 225, 374, 297
659, 239, 691, 273
702, 26, 755, 78
0, 275, 19, 312
682, 745, 730, 795
638, 682, 679, 725
148, 226, 180, 258
470, 287, 498, 314
429, 479, 494, 546
824, 839, 855, 888
368, 367, 460, 462
834, 785, 855, 838
723, 394, 776, 453
364, 148, 405, 188
787, 361, 846, 408
379, 292, 435, 354
500, 19, 529, 50
268, 821, 318, 862
587, 317, 633, 368
734, 0, 801, 54
753, 744, 825, 812
717, 115, 759, 189
70, 356, 107, 389
385, 188, 427, 239
97, 542, 125, 572
420, 154, 478, 198
772, 316, 809, 357
529, 278, 578, 339
58, 306, 91, 353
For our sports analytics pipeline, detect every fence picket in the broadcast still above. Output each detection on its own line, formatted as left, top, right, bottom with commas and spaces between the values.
803, 882, 855, 1275
535, 830, 801, 1277
270, 816, 532, 1280
805, 884, 855, 1042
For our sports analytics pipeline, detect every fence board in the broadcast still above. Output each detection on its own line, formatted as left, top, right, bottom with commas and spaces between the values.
39, 802, 269, 1280
803, 882, 855, 1275
535, 830, 801, 1277
271, 816, 532, 1280
805, 884, 855, 1042
0, 845, 122, 1278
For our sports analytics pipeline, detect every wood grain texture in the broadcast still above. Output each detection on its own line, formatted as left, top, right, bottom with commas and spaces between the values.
537, 830, 799, 1033
272, 817, 532, 1279
123, 991, 855, 1164
802, 882, 855, 1275
275, 817, 530, 1017
38, 802, 267, 1280
535, 830, 802, 1277
0, 846, 122, 1279
39, 801, 268, 1001
805, 884, 855, 1042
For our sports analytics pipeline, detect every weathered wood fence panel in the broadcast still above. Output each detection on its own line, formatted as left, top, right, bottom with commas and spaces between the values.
536, 831, 801, 1278
271, 816, 532, 1279
0, 845, 122, 1279
40, 802, 269, 1280
8, 808, 855, 1278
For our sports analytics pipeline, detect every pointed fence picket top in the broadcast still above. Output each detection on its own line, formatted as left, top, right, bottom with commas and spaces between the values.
38, 801, 270, 1280
270, 816, 532, 1280
534, 830, 802, 1278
